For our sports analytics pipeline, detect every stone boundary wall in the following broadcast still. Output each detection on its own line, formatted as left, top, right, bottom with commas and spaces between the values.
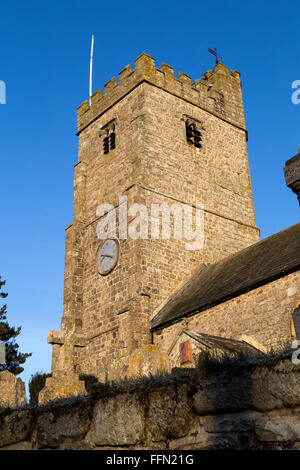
1, 359, 300, 450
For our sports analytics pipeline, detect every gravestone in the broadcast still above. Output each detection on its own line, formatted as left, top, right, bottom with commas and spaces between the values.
38, 338, 86, 404
128, 344, 172, 379
0, 371, 27, 408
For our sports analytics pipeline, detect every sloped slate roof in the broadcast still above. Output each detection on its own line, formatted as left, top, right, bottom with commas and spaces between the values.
151, 222, 300, 331
182, 329, 263, 355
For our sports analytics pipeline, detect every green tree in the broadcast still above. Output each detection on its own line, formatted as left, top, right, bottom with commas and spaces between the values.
0, 277, 32, 375
29, 371, 51, 405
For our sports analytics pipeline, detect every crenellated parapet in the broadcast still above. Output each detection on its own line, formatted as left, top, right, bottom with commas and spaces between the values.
77, 53, 246, 134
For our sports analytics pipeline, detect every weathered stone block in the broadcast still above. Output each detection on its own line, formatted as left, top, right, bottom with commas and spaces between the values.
35, 402, 92, 449
203, 410, 261, 433
0, 410, 33, 447
193, 361, 300, 415
169, 417, 240, 450
0, 441, 32, 450
255, 415, 300, 442
193, 372, 252, 415
89, 393, 145, 446
251, 365, 300, 411
147, 383, 193, 441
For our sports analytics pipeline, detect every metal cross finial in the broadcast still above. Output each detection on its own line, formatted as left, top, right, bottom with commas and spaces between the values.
208, 47, 224, 65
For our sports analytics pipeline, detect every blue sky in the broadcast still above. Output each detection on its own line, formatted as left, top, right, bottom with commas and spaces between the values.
0, 0, 299, 395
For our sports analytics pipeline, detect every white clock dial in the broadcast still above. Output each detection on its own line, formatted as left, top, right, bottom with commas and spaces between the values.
97, 239, 119, 275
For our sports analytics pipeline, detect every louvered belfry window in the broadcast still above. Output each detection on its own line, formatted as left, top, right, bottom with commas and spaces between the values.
100, 120, 116, 155
185, 119, 202, 149
109, 131, 116, 150
103, 135, 109, 154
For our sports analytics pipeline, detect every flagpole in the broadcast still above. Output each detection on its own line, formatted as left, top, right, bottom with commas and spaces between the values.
89, 35, 94, 106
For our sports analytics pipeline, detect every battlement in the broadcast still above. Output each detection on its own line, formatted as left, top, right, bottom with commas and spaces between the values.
77, 53, 246, 134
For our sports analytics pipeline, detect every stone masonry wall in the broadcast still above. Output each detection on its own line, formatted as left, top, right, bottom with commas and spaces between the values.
48, 53, 259, 383
1, 358, 300, 450
153, 271, 300, 365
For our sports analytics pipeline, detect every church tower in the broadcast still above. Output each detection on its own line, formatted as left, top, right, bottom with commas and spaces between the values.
47, 53, 259, 382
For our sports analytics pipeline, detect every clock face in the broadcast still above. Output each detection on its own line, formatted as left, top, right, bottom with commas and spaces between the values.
97, 239, 119, 275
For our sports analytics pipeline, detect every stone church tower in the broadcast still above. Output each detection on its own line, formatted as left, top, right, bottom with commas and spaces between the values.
47, 53, 259, 384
